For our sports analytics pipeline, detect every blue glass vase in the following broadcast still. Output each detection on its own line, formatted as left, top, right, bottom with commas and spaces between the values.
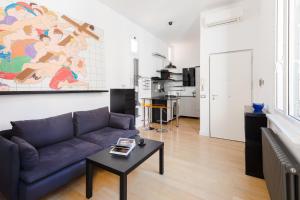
252, 103, 264, 113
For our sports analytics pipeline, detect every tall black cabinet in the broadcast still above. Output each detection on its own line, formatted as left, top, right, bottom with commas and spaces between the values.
110, 89, 136, 123
244, 106, 267, 178
183, 68, 195, 86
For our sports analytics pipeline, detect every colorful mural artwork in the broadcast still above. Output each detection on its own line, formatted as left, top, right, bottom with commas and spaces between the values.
0, 1, 105, 93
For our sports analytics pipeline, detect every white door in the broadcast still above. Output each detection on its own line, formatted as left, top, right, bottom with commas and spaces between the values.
210, 50, 252, 142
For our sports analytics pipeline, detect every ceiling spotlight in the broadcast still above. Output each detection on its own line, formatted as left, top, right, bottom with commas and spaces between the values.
168, 21, 173, 26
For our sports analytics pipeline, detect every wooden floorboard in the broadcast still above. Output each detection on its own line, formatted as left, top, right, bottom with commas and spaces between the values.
42, 118, 270, 200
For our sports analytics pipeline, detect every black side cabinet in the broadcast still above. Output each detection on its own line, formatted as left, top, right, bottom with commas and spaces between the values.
110, 89, 135, 122
244, 107, 267, 179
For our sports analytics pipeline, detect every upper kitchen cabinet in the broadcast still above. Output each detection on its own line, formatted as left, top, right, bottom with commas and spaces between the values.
183, 68, 196, 86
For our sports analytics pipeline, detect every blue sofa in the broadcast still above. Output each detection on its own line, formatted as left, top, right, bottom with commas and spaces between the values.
0, 107, 138, 200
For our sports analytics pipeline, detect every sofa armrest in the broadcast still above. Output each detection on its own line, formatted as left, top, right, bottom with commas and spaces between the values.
0, 129, 12, 139
0, 136, 20, 200
110, 113, 136, 130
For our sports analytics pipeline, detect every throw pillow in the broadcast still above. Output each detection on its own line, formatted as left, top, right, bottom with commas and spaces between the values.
109, 114, 131, 130
11, 136, 39, 170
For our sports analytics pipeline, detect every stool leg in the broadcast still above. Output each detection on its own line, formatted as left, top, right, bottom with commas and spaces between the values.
143, 100, 146, 128
148, 107, 150, 128
156, 107, 167, 133
160, 107, 163, 133
176, 99, 179, 127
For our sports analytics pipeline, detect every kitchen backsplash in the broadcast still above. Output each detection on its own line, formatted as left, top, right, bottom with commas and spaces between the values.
165, 82, 197, 97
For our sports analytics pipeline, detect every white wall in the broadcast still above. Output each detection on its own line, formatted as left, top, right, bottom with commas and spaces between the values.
0, 0, 168, 130
173, 38, 200, 68
172, 17, 200, 75
199, 0, 275, 136
170, 18, 200, 97
171, 39, 200, 97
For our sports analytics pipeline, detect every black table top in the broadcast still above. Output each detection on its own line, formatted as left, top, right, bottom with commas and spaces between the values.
87, 139, 164, 175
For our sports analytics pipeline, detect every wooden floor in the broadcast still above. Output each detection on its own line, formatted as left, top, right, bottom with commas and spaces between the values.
43, 118, 270, 200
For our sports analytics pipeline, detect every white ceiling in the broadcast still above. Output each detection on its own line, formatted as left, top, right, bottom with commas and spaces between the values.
97, 0, 237, 44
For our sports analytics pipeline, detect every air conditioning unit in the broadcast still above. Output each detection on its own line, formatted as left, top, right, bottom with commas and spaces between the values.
204, 6, 244, 28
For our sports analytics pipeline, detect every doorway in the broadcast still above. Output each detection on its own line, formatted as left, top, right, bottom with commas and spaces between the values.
209, 50, 253, 142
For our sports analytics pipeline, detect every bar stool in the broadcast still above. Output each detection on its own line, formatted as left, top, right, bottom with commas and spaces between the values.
141, 102, 168, 133
141, 102, 155, 130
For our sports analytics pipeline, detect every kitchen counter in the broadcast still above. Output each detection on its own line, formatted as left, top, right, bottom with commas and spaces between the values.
141, 97, 179, 127
179, 96, 196, 98
141, 96, 180, 101
141, 95, 197, 100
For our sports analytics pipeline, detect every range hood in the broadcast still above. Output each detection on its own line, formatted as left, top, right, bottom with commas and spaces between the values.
152, 52, 176, 69
165, 62, 176, 69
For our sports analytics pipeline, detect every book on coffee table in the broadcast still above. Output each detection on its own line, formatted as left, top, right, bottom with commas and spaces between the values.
110, 138, 136, 156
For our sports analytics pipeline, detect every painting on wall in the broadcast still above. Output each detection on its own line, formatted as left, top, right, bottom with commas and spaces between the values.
0, 1, 106, 94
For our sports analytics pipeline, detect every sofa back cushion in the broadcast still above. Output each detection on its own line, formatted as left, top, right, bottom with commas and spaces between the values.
73, 107, 110, 136
109, 114, 131, 130
11, 113, 74, 148
11, 136, 39, 170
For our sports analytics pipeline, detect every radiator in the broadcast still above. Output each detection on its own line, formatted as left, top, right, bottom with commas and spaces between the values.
262, 128, 300, 200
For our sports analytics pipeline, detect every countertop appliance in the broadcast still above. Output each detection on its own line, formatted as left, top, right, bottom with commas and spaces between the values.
151, 80, 164, 97
160, 70, 170, 80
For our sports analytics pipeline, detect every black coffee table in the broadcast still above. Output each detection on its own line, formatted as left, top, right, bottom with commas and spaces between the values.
86, 138, 164, 200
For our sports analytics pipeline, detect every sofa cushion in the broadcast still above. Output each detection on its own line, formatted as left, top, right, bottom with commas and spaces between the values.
74, 107, 110, 136
20, 138, 102, 184
79, 127, 138, 148
11, 136, 39, 170
110, 113, 135, 130
109, 114, 131, 130
11, 113, 74, 148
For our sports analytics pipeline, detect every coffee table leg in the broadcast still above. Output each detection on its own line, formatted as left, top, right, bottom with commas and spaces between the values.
120, 174, 127, 200
86, 160, 93, 199
159, 145, 164, 175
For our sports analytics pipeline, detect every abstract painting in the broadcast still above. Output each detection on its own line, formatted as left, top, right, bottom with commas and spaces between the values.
0, 1, 106, 94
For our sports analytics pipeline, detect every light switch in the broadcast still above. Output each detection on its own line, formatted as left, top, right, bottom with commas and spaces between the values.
200, 79, 205, 91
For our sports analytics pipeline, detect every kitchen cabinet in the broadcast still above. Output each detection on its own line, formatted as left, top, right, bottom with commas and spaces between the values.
179, 97, 199, 118
183, 68, 195, 86
151, 99, 167, 123
151, 98, 178, 123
